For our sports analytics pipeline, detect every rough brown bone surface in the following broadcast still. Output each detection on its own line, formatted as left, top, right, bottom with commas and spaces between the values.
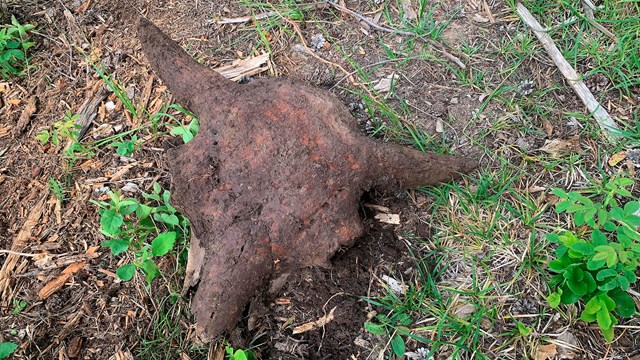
138, 18, 477, 340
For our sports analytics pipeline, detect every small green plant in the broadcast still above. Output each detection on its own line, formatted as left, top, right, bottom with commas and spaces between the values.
225, 345, 255, 360
0, 342, 18, 359
364, 312, 410, 357
169, 117, 199, 143
36, 110, 82, 146
92, 183, 190, 284
48, 178, 67, 202
12, 298, 27, 314
0, 15, 35, 79
110, 135, 140, 157
546, 177, 639, 341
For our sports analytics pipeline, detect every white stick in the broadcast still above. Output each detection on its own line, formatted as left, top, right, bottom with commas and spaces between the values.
515, 2, 620, 142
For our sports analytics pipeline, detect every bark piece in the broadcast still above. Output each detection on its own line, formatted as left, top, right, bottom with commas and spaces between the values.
138, 18, 477, 341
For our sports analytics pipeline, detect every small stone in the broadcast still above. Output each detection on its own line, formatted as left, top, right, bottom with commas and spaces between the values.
449, 97, 459, 104
126, 86, 135, 100
93, 186, 110, 197
121, 182, 140, 193
354, 335, 371, 348
105, 101, 116, 112
516, 138, 532, 151
627, 149, 640, 166
310, 33, 326, 51
518, 80, 535, 96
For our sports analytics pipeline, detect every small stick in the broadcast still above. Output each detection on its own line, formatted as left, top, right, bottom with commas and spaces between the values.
515, 2, 620, 142
325, 0, 466, 69
216, 11, 278, 25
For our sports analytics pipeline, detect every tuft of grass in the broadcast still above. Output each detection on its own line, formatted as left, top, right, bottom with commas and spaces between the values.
134, 293, 209, 360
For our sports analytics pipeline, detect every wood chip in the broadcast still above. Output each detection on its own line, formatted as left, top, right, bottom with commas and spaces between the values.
0, 125, 11, 138
214, 53, 270, 82
0, 195, 47, 302
38, 260, 86, 299
538, 136, 581, 157
375, 213, 401, 225
15, 96, 37, 134
38, 246, 98, 299
542, 118, 553, 136
292, 307, 336, 334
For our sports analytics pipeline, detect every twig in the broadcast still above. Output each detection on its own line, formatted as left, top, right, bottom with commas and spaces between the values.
516, 2, 620, 142
324, 0, 466, 69
216, 11, 278, 25
0, 250, 43, 258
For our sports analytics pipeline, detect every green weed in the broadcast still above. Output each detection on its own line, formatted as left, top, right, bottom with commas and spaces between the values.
35, 110, 81, 147
91, 183, 190, 284
0, 342, 17, 360
0, 15, 35, 79
48, 178, 67, 202
225, 345, 256, 360
11, 298, 27, 314
546, 177, 639, 341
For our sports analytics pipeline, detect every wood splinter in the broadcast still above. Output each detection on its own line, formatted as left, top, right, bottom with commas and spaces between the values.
138, 17, 477, 341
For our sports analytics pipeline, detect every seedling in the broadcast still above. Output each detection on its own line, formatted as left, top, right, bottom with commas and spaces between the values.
92, 183, 190, 284
35, 110, 81, 147
48, 178, 67, 202
225, 345, 256, 360
0, 15, 35, 79
364, 312, 411, 357
110, 135, 140, 157
547, 177, 639, 341
12, 298, 27, 314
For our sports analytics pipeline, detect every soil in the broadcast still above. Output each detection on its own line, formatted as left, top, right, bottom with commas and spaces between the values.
1, 0, 638, 359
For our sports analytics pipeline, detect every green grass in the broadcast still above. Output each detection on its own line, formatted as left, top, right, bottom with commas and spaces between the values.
134, 292, 209, 360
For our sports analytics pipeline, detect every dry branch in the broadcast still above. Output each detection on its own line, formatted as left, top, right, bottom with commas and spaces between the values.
515, 2, 620, 142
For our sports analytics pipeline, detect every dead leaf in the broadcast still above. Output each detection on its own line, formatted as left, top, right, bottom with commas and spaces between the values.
472, 13, 490, 23
363, 203, 390, 213
528, 185, 546, 193
608, 151, 627, 166
453, 302, 475, 319
534, 343, 557, 360
400, 0, 417, 21
373, 73, 399, 93
538, 136, 581, 157
381, 275, 405, 295
542, 118, 553, 136
292, 307, 336, 334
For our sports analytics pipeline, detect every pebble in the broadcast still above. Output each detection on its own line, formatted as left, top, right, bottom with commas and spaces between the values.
310, 33, 326, 51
